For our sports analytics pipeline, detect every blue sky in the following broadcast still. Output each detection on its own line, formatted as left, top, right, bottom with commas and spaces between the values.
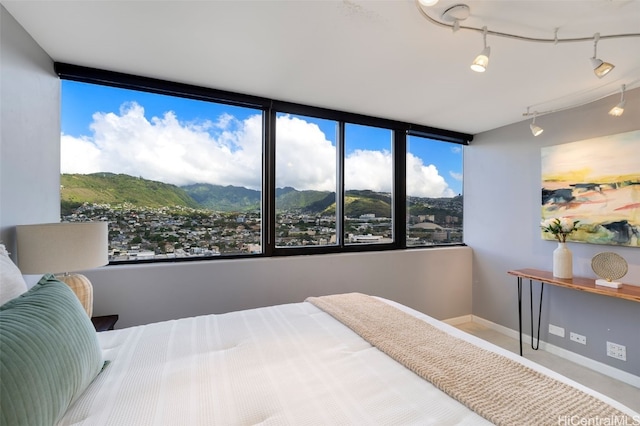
61, 80, 462, 196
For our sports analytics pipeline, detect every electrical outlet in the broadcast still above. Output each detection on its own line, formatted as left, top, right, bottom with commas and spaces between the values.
569, 332, 586, 345
606, 342, 626, 361
548, 324, 565, 338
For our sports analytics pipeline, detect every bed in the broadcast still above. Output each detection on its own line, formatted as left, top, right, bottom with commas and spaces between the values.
1, 269, 639, 425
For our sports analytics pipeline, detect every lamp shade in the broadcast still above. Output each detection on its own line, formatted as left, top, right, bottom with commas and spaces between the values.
590, 57, 614, 78
16, 222, 109, 274
530, 123, 544, 136
470, 46, 490, 72
608, 100, 625, 117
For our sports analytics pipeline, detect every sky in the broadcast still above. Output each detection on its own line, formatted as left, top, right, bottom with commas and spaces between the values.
61, 81, 463, 197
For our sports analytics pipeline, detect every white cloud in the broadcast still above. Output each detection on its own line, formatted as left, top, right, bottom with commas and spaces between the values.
450, 171, 463, 181
406, 154, 455, 197
275, 115, 336, 191
63, 102, 263, 189
214, 113, 234, 129
62, 103, 455, 197
345, 149, 392, 193
60, 134, 102, 174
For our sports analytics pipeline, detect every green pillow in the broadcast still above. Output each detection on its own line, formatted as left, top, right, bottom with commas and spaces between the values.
0, 274, 103, 426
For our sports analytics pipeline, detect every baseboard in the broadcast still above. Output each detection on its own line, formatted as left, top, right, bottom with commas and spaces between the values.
442, 314, 473, 326
470, 315, 640, 389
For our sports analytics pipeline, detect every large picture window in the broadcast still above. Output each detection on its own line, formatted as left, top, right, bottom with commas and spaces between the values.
275, 113, 338, 247
61, 81, 263, 260
344, 124, 394, 245
57, 64, 469, 263
406, 135, 463, 246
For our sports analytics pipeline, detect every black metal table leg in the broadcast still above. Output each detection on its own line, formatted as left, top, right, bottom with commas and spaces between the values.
517, 277, 544, 356
529, 279, 544, 351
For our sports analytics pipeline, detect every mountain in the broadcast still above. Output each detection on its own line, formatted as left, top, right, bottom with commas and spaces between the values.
277, 188, 330, 211
344, 195, 391, 218
61, 173, 200, 211
182, 184, 332, 212
182, 184, 393, 217
60, 173, 460, 219
182, 183, 260, 211
305, 190, 392, 218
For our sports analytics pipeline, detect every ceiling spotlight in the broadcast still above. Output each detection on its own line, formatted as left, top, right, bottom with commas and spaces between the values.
591, 58, 615, 78
471, 27, 490, 72
418, 0, 439, 6
609, 84, 626, 117
530, 113, 543, 136
590, 33, 615, 78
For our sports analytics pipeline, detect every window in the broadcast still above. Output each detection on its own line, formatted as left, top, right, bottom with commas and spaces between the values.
57, 63, 470, 263
275, 113, 338, 247
344, 124, 394, 245
406, 135, 463, 246
60, 80, 264, 261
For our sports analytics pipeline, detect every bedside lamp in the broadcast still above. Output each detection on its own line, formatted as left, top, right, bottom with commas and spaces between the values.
16, 222, 109, 317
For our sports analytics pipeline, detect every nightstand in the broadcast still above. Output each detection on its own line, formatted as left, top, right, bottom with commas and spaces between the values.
91, 314, 119, 332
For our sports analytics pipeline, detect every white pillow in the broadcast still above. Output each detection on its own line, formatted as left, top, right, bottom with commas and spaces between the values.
0, 243, 28, 305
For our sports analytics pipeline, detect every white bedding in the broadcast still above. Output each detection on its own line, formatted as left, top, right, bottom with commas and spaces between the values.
58, 297, 639, 425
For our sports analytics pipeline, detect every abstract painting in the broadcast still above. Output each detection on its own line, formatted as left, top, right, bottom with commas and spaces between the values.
541, 130, 640, 247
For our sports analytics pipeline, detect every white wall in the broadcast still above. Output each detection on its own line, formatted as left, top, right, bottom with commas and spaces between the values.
465, 87, 640, 376
85, 247, 472, 328
0, 5, 60, 251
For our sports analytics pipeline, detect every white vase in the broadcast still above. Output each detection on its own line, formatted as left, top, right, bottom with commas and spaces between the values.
553, 242, 573, 279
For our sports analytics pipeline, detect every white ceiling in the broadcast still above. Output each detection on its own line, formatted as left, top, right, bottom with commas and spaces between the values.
3, 0, 640, 135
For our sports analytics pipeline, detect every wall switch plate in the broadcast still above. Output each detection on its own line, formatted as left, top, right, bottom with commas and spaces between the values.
548, 324, 565, 337
569, 332, 586, 345
606, 342, 626, 361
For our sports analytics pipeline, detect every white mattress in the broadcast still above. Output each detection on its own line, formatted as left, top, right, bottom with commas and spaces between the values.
58, 298, 639, 425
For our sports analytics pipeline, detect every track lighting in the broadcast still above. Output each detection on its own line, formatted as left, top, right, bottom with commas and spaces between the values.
415, 2, 638, 80
523, 79, 635, 135
609, 84, 626, 117
530, 113, 543, 137
590, 33, 615, 78
471, 27, 490, 73
415, 0, 638, 132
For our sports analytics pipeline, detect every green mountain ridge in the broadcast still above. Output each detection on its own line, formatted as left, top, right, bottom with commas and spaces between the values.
61, 173, 460, 219
182, 183, 260, 211
61, 173, 200, 213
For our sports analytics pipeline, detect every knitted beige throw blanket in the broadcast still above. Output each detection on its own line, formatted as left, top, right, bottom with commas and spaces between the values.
307, 293, 634, 426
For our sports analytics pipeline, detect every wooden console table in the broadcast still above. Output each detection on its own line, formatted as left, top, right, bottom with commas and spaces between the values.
507, 268, 640, 356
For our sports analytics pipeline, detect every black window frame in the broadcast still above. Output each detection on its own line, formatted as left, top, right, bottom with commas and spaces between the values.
55, 62, 472, 263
